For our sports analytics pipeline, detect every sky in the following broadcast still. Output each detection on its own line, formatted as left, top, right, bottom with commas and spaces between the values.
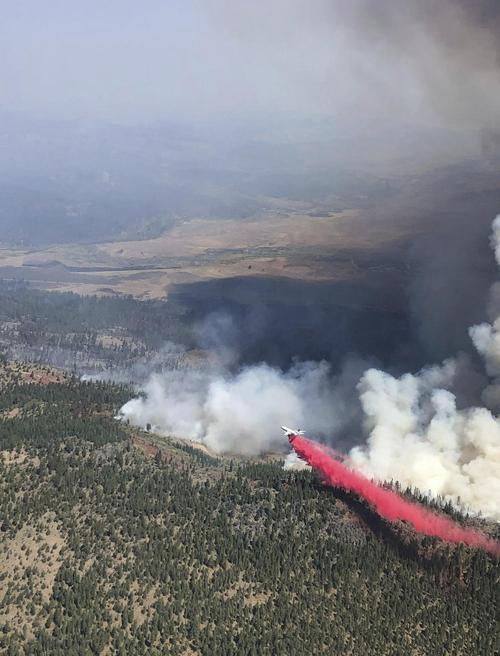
2, 1, 500, 128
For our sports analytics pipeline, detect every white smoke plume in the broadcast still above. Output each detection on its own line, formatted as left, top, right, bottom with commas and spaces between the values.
283, 451, 311, 472
470, 318, 500, 378
349, 365, 500, 520
119, 215, 500, 520
119, 359, 364, 457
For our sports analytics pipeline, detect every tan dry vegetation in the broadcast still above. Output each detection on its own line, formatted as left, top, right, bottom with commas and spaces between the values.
0, 513, 65, 633
221, 572, 271, 608
18, 367, 66, 386
95, 334, 141, 349
0, 362, 66, 389
0, 207, 407, 299
1, 407, 21, 420
0, 448, 40, 468
98, 209, 362, 260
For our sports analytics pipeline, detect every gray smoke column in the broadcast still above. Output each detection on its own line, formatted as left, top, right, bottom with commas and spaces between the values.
470, 216, 500, 380
350, 216, 500, 520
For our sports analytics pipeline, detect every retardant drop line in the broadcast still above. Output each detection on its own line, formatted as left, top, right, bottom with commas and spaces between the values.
290, 435, 500, 557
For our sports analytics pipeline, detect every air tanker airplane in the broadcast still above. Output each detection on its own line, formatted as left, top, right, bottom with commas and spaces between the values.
281, 426, 304, 443
281, 426, 345, 462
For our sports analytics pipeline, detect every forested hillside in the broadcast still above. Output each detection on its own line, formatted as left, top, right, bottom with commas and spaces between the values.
0, 365, 498, 655
0, 282, 196, 379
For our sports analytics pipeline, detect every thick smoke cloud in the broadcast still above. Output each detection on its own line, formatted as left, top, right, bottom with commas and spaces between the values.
349, 365, 500, 520
350, 217, 500, 520
470, 216, 500, 379
408, 206, 498, 365
120, 216, 500, 520
119, 357, 368, 457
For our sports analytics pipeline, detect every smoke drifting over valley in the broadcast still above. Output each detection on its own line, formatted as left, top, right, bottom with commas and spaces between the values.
121, 216, 500, 520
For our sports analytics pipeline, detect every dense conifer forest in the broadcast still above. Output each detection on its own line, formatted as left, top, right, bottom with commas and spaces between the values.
0, 363, 498, 655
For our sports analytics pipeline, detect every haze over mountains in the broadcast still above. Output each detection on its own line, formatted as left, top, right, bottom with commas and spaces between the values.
0, 109, 482, 248
1, 0, 500, 395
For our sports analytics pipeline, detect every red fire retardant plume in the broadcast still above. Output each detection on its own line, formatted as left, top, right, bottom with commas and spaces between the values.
290, 435, 500, 557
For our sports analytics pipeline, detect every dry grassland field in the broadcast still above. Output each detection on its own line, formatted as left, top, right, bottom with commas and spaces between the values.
0, 208, 384, 298
1, 160, 500, 311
